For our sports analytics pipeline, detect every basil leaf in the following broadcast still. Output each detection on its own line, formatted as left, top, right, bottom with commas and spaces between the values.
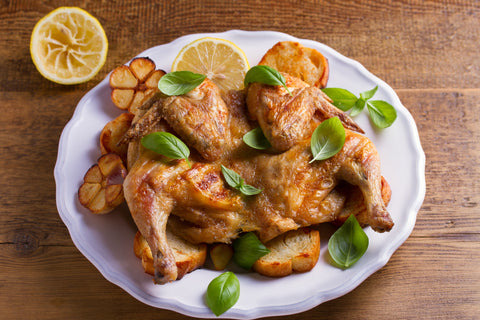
349, 98, 365, 117
323, 86, 396, 128
310, 117, 346, 163
239, 184, 262, 196
360, 85, 378, 101
244, 65, 292, 95
233, 232, 270, 269
367, 100, 397, 128
242, 127, 271, 150
321, 88, 358, 111
221, 165, 262, 196
158, 71, 206, 96
141, 132, 190, 167
328, 214, 369, 269
206, 271, 240, 316
221, 165, 244, 189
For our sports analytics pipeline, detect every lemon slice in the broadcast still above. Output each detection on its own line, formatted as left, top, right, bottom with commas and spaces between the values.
171, 37, 249, 92
30, 7, 108, 85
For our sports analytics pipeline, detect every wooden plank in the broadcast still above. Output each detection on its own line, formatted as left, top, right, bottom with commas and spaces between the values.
0, 1, 479, 92
0, 91, 80, 245
0, 237, 477, 319
0, 0, 479, 319
396, 89, 480, 237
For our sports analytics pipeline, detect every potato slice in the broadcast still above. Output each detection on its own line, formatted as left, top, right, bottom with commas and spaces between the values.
109, 57, 166, 114
259, 41, 329, 88
99, 112, 134, 163
78, 153, 127, 214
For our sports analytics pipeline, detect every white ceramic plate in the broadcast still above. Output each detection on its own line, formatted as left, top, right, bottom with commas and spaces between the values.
55, 30, 425, 319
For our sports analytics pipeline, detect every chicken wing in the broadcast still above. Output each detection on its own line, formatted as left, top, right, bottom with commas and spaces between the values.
246, 73, 363, 152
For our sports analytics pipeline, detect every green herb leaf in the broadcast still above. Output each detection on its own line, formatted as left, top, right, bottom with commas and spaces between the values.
310, 117, 346, 163
244, 65, 292, 96
238, 184, 262, 196
233, 232, 270, 270
328, 215, 369, 269
321, 88, 358, 111
206, 271, 240, 316
242, 127, 272, 150
322, 86, 397, 128
360, 85, 378, 101
221, 165, 262, 196
157, 71, 206, 96
141, 132, 191, 167
367, 100, 397, 128
349, 98, 365, 117
221, 165, 244, 189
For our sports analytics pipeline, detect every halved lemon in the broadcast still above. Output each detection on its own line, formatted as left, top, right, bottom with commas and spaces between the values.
30, 7, 108, 85
171, 37, 249, 92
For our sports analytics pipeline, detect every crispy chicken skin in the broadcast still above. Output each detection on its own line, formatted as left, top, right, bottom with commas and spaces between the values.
161, 80, 232, 161
246, 73, 364, 152
123, 76, 393, 283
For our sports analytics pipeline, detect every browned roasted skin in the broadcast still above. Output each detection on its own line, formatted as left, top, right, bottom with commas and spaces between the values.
124, 154, 252, 283
226, 129, 393, 242
246, 73, 364, 152
123, 153, 184, 284
160, 79, 233, 162
123, 75, 393, 283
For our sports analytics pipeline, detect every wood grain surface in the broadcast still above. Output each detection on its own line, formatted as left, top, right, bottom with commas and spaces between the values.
1, 1, 479, 319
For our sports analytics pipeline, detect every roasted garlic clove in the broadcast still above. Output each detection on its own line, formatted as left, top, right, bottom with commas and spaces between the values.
209, 243, 233, 271
78, 153, 127, 214
109, 57, 165, 114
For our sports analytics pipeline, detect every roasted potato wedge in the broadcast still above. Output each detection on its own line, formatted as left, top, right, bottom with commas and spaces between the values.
109, 57, 165, 114
78, 153, 127, 214
99, 112, 135, 163
259, 41, 329, 88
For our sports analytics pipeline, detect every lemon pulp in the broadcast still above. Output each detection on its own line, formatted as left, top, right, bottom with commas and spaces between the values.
172, 37, 249, 92
30, 7, 108, 84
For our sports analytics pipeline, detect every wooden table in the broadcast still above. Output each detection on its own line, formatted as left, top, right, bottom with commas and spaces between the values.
1, 1, 479, 319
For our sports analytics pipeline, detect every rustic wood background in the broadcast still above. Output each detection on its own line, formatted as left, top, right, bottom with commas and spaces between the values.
1, 0, 479, 319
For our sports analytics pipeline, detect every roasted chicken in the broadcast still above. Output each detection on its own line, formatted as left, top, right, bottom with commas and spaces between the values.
123, 74, 393, 284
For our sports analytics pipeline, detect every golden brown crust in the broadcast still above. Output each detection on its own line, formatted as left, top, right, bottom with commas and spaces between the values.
332, 176, 392, 228
99, 112, 134, 164
78, 153, 127, 214
109, 57, 165, 114
259, 41, 329, 88
253, 227, 320, 277
133, 229, 207, 280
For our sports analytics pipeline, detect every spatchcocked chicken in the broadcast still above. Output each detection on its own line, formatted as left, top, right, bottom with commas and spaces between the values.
123, 74, 394, 284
